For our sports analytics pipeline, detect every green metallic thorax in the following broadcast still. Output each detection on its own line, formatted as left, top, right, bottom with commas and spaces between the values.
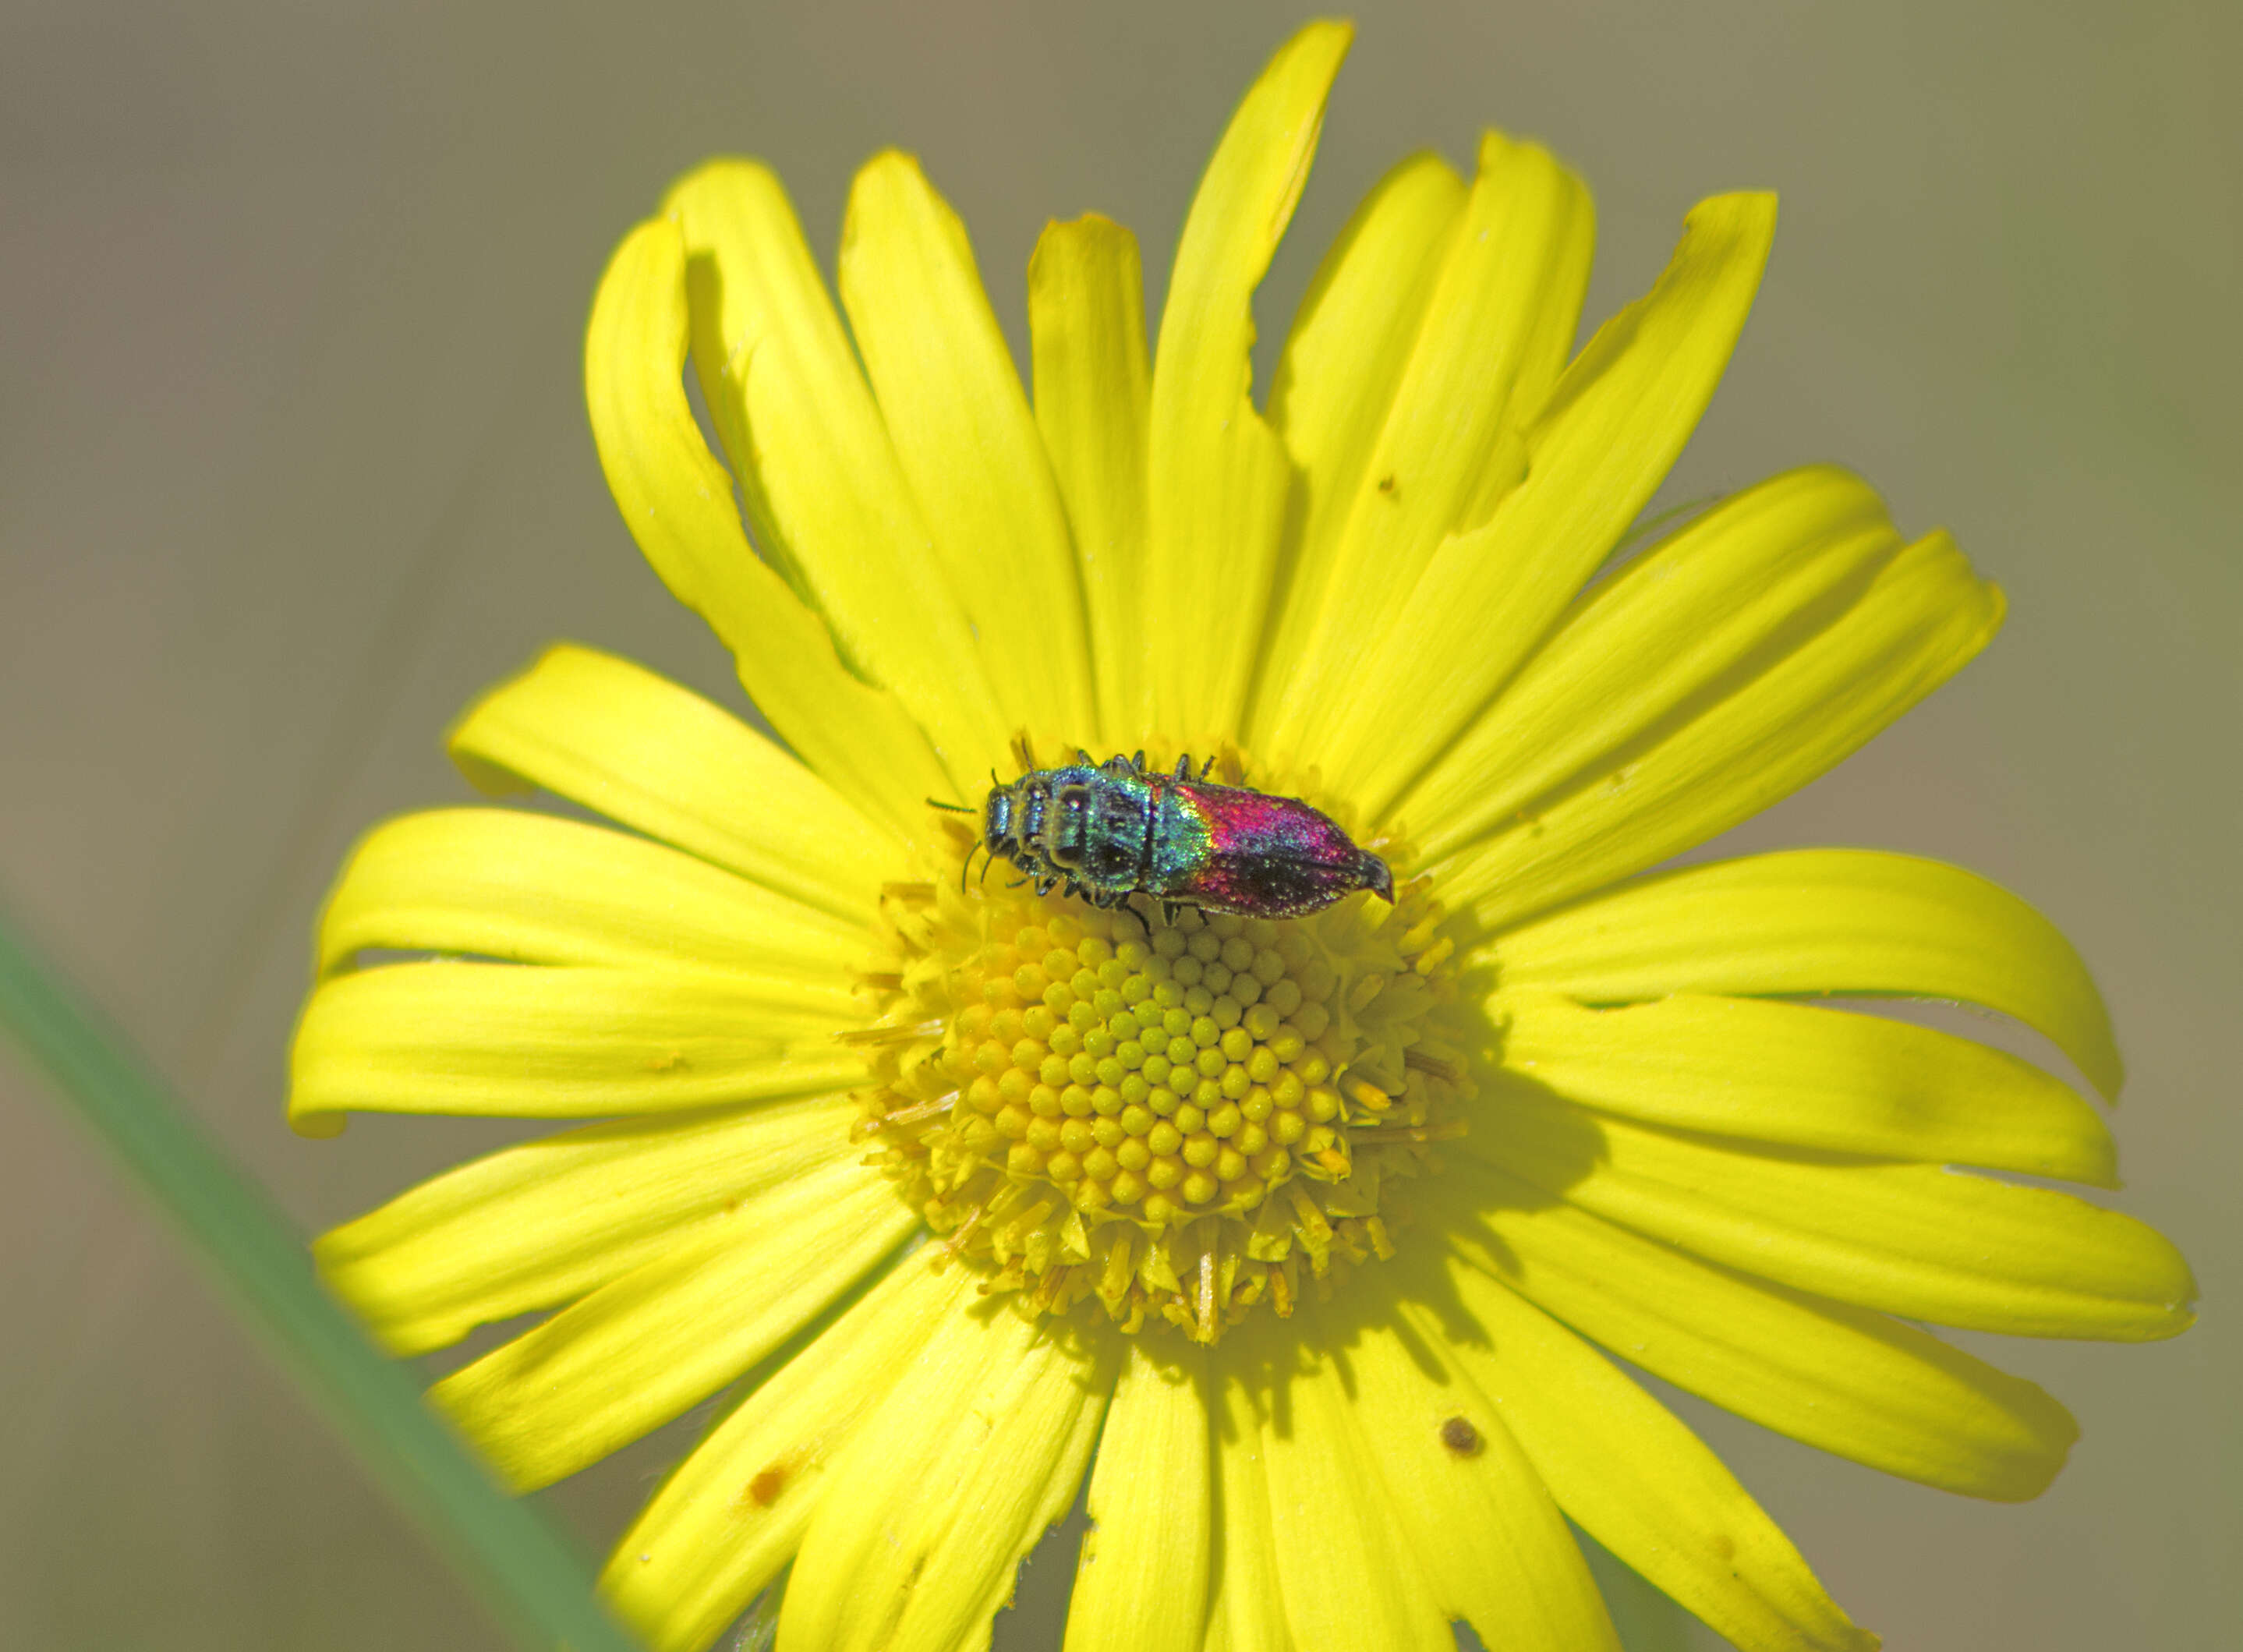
989, 761, 1212, 909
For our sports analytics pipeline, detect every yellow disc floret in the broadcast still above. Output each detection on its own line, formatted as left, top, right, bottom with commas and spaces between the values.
853, 825, 1474, 1343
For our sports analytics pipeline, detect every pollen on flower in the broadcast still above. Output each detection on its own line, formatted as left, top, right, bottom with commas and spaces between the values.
850, 808, 1476, 1344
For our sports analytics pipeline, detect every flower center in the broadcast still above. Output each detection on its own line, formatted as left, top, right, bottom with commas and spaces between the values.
853, 819, 1474, 1344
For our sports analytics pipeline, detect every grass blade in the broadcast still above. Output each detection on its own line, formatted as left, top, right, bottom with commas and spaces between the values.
0, 904, 642, 1652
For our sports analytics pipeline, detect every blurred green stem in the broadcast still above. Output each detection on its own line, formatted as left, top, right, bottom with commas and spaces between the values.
0, 904, 641, 1652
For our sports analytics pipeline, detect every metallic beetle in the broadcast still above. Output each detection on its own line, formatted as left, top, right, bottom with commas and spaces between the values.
971, 752, 1393, 922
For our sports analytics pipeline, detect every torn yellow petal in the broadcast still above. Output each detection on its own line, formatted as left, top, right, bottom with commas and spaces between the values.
1475, 1091, 2195, 1339
840, 151, 1094, 748
316, 808, 866, 981
585, 220, 952, 835
1144, 20, 1350, 745
781, 1303, 1113, 1652
317, 1092, 861, 1357
663, 160, 1009, 786
1205, 1360, 1293, 1652
433, 1157, 914, 1491
288, 963, 863, 1135
1491, 988, 2118, 1185
1399, 1257, 1877, 1652
1442, 1167, 2079, 1499
1031, 214, 1152, 746
1261, 132, 1594, 765
1441, 525, 2004, 928
1338, 1317, 1619, 1652
1491, 848, 2124, 1098
1063, 1344, 1212, 1652
1323, 193, 1778, 819
447, 643, 905, 922
1254, 152, 1466, 720
1253, 1320, 1451, 1652
601, 1257, 975, 1652
1403, 464, 1898, 856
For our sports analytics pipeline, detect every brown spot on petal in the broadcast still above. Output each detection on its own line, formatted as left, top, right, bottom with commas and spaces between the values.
747, 1463, 789, 1506
1440, 1416, 1481, 1456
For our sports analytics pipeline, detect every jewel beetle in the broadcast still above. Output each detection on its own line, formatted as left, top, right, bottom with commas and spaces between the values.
960, 751, 1394, 922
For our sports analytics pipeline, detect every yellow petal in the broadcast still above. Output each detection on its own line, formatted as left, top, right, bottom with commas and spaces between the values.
1062, 1345, 1212, 1652
1473, 1090, 2195, 1339
780, 1304, 1113, 1652
447, 643, 905, 921
601, 1257, 975, 1652
1144, 20, 1350, 745
1440, 1167, 2079, 1499
288, 962, 862, 1135
1319, 193, 1778, 819
433, 1158, 914, 1491
1205, 1360, 1293, 1652
316, 808, 867, 981
1403, 464, 1896, 855
1252, 152, 1467, 723
1438, 522, 2004, 927
840, 151, 1095, 748
1493, 988, 2117, 1184
1249, 1320, 1452, 1652
585, 218, 953, 833
1030, 214, 1152, 746
663, 160, 1010, 786
317, 1092, 860, 1357
1491, 848, 2124, 1098
1335, 1315, 1619, 1651
1396, 1258, 1876, 1652
1259, 132, 1594, 766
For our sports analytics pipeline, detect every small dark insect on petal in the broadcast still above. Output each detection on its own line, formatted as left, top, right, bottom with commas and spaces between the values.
1439, 1416, 1482, 1456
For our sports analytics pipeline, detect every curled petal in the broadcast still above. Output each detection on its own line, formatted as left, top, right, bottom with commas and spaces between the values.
433, 1157, 914, 1491
448, 642, 905, 920
601, 1258, 972, 1652
288, 962, 863, 1134
1144, 21, 1351, 745
841, 151, 1095, 749
584, 220, 953, 832
1323, 192, 1778, 817
317, 1093, 861, 1357
1470, 1091, 2195, 1339
1399, 1259, 1877, 1652
317, 808, 866, 979
1491, 848, 2124, 1098
1442, 1167, 2080, 1500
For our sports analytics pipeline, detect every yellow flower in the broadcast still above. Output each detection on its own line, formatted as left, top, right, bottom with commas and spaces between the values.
289, 22, 2195, 1652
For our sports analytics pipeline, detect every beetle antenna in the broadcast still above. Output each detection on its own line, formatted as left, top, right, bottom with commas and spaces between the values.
925, 797, 976, 815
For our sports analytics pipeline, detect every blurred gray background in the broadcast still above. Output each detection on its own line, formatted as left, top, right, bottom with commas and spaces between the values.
2, 2, 2235, 1647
